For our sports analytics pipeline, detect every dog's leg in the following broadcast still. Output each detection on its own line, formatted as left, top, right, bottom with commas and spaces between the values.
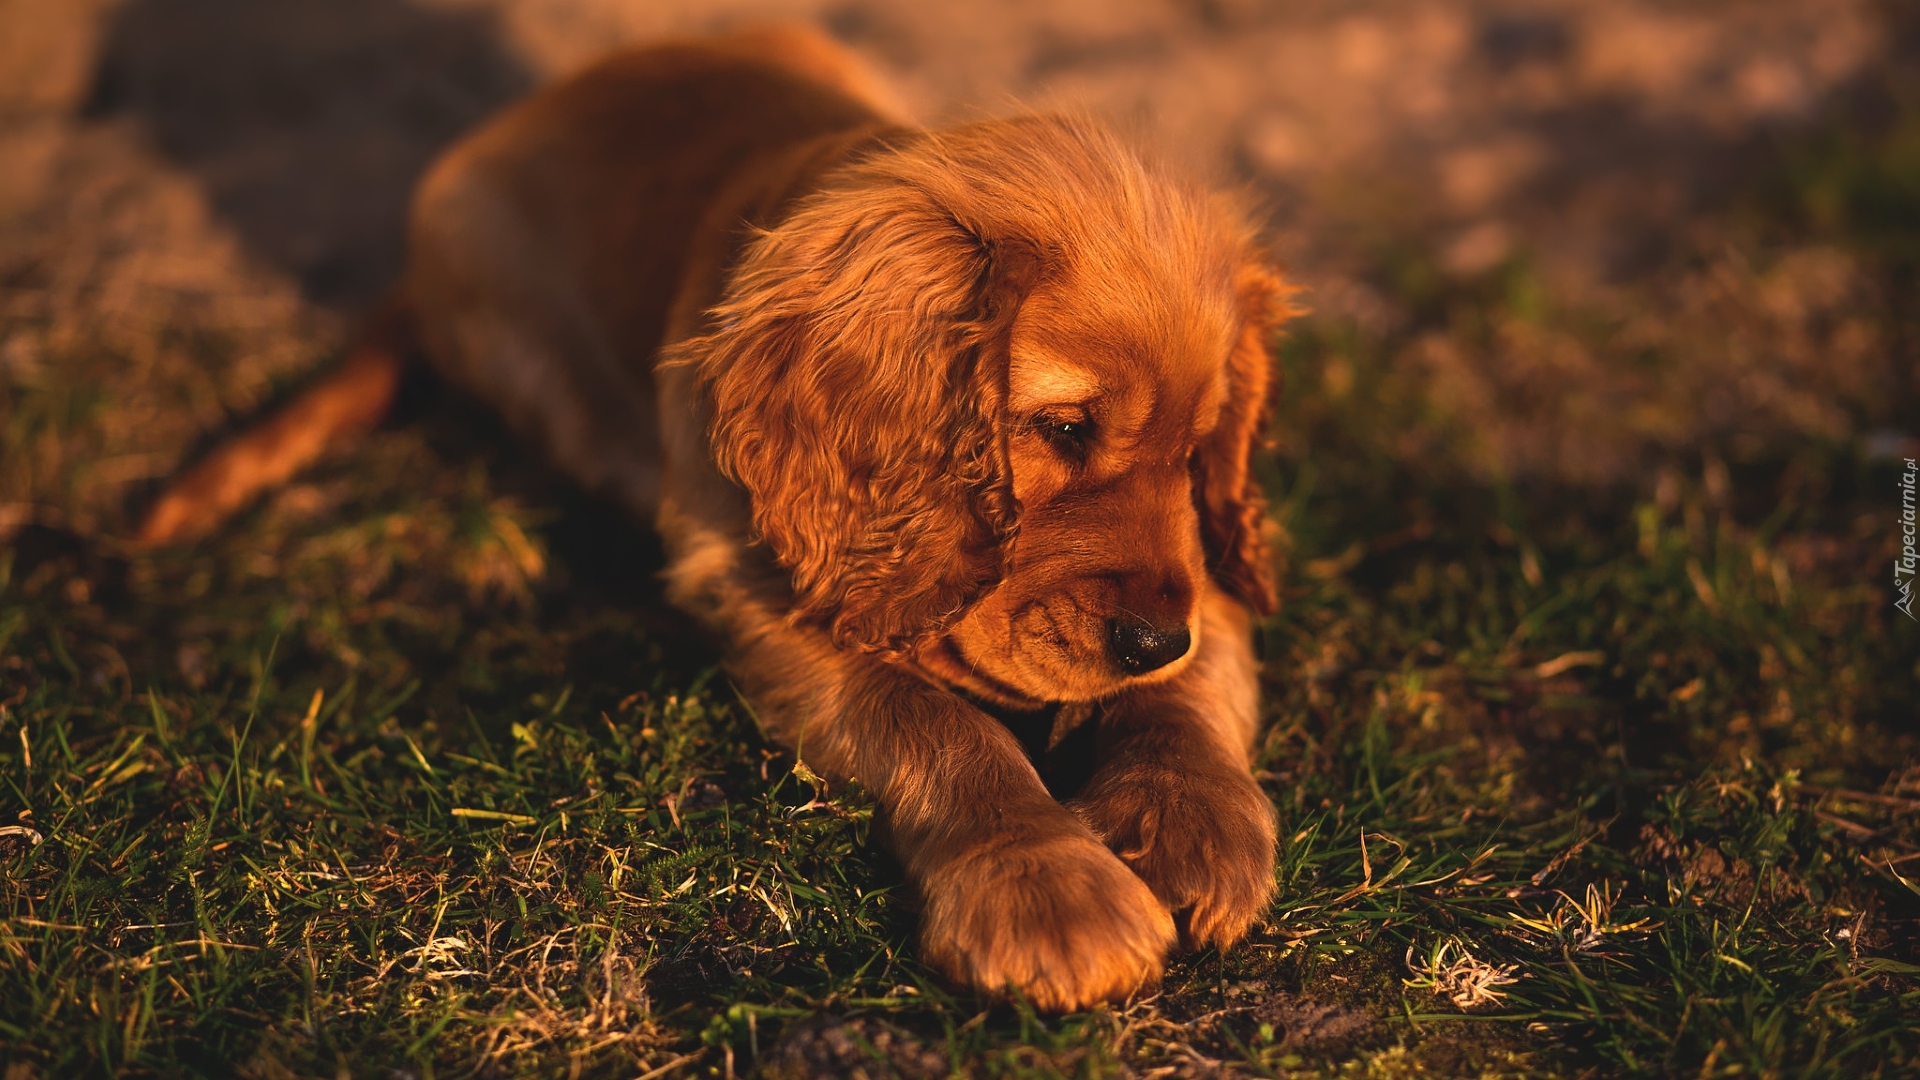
826, 668, 1178, 1010
1066, 586, 1278, 950
136, 300, 411, 546
716, 615, 1177, 1010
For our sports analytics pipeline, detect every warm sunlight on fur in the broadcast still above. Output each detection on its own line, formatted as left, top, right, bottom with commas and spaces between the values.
137, 26, 1296, 1012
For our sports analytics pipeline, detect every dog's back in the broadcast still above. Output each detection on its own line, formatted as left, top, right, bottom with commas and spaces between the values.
139, 28, 903, 543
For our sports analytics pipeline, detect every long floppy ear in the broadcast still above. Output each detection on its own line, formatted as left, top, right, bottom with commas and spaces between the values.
692, 186, 1042, 656
1193, 258, 1297, 616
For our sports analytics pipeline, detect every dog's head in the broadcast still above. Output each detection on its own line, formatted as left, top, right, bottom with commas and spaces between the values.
698, 116, 1292, 706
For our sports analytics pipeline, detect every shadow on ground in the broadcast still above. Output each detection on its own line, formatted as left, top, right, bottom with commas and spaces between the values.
76, 0, 679, 614
82, 0, 533, 309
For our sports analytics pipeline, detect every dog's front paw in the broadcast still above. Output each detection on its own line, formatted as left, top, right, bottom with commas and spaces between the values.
1069, 763, 1277, 950
917, 830, 1175, 1011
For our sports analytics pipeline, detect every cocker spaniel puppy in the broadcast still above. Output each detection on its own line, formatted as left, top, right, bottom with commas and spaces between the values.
141, 26, 1294, 1011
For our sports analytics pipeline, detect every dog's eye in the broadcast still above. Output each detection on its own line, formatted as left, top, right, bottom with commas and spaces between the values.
1034, 414, 1092, 457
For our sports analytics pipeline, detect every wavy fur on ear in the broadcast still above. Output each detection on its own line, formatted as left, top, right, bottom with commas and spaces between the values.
693, 115, 1293, 649
1194, 258, 1298, 616
690, 122, 1080, 655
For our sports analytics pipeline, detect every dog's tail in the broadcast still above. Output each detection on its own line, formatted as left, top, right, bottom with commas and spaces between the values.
135, 296, 414, 546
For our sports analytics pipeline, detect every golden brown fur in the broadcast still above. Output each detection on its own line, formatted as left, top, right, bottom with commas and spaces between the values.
140, 26, 1293, 1012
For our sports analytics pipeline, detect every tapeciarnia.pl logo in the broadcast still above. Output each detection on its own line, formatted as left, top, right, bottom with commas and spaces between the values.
1899, 456, 1917, 621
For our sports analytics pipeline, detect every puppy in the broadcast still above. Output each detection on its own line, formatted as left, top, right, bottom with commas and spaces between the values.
140, 27, 1293, 1011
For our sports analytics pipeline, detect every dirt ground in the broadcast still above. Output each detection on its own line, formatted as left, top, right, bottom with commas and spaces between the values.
1, 0, 1913, 541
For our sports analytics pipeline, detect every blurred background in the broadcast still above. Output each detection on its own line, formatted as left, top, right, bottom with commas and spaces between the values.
1, 0, 1915, 540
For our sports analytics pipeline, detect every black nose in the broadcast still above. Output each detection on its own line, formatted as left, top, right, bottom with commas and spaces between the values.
1107, 618, 1191, 676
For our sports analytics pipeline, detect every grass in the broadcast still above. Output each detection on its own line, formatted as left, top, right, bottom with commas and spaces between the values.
4, 64, 1920, 1080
